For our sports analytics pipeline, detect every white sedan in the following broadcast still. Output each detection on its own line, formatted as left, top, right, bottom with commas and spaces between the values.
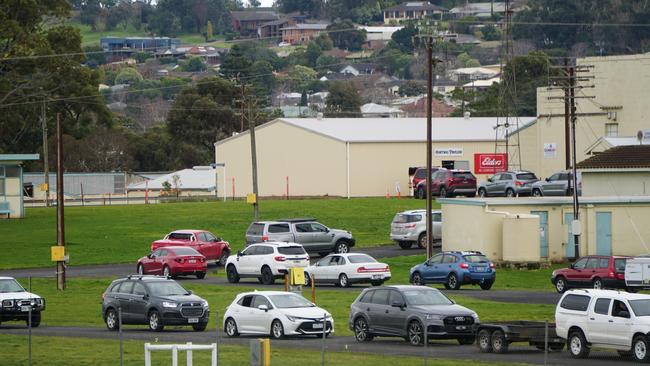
304, 253, 391, 287
223, 291, 333, 339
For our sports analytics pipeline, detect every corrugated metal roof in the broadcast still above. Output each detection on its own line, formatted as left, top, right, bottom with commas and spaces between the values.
127, 167, 216, 191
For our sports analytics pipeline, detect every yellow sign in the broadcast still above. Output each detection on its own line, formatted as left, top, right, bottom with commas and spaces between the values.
51, 246, 65, 261
246, 193, 257, 204
289, 267, 305, 286
39, 183, 48, 191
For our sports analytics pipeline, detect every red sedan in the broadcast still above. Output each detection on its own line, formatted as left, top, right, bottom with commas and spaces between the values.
151, 230, 231, 264
137, 246, 207, 279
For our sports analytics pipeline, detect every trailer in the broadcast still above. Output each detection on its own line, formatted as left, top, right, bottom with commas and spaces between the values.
475, 321, 565, 354
625, 256, 650, 290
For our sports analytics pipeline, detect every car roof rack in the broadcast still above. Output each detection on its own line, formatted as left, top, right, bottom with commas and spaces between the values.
277, 218, 318, 223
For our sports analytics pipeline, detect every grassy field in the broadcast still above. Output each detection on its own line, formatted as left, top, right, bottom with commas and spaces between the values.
0, 334, 532, 366
0, 198, 426, 269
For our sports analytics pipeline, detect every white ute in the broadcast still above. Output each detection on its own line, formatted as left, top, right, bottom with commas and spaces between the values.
555, 289, 650, 362
0, 277, 45, 327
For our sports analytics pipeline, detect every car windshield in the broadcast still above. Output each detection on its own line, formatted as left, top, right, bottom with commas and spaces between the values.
268, 294, 315, 308
393, 214, 421, 223
172, 247, 200, 256
516, 173, 537, 180
148, 281, 190, 296
463, 255, 489, 263
347, 254, 376, 263
629, 300, 650, 316
402, 288, 453, 306
0, 279, 25, 293
278, 246, 306, 255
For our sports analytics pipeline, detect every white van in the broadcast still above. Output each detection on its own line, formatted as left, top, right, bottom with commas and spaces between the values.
625, 256, 650, 290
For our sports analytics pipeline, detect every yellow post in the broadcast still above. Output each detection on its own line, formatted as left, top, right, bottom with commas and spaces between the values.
261, 338, 270, 366
311, 274, 316, 304
289, 267, 304, 286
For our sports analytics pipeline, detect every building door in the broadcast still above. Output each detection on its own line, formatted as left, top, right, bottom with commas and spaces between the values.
596, 212, 612, 255
565, 213, 575, 258
531, 211, 549, 258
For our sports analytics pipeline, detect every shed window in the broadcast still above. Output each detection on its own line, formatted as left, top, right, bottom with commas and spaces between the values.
605, 123, 618, 137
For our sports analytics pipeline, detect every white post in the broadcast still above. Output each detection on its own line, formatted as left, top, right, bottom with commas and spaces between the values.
212, 344, 218, 366
144, 343, 151, 366
172, 345, 178, 366
223, 165, 227, 202
186, 342, 193, 366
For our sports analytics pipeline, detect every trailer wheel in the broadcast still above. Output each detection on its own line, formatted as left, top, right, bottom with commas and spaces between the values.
477, 329, 493, 353
491, 330, 509, 354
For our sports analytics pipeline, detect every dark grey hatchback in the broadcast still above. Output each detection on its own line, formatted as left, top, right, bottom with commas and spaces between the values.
102, 275, 209, 332
348, 285, 479, 346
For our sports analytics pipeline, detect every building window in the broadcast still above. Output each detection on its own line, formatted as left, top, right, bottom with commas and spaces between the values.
406, 10, 414, 18
605, 123, 618, 137
0, 166, 5, 196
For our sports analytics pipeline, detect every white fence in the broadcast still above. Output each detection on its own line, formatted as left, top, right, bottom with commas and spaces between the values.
144, 342, 217, 366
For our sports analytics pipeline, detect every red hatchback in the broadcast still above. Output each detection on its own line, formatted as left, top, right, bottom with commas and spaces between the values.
551, 255, 630, 293
137, 246, 207, 279
416, 169, 477, 198
151, 230, 231, 264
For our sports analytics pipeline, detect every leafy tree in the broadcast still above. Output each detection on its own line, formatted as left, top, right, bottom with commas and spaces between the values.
481, 25, 501, 41
288, 65, 317, 91
315, 54, 340, 71
313, 33, 333, 51
182, 56, 207, 72
398, 80, 426, 96
277, 0, 323, 17
325, 81, 361, 117
327, 20, 367, 51
206, 20, 214, 41
249, 60, 275, 104
377, 48, 414, 78
84, 45, 107, 66
147, 10, 182, 36
160, 77, 191, 100
305, 42, 322, 67
220, 44, 252, 78
134, 52, 153, 64
456, 52, 481, 68
115, 67, 144, 85
299, 90, 308, 106
390, 25, 419, 52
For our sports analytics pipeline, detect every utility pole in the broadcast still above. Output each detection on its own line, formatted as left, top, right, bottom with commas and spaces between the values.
41, 101, 50, 207
569, 65, 580, 259
248, 96, 260, 221
55, 113, 66, 290
563, 58, 571, 170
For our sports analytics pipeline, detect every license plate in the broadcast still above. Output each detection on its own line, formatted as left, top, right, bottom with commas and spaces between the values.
372, 274, 382, 279
188, 318, 199, 324
474, 267, 486, 272
456, 326, 466, 330
313, 323, 323, 329
189, 259, 196, 263
21, 305, 31, 312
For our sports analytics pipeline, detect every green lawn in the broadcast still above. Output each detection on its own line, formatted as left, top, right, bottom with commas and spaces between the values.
1, 198, 427, 269
0, 334, 531, 366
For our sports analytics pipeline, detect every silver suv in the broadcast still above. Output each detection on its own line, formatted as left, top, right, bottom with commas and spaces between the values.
477, 170, 539, 197
349, 285, 479, 346
390, 210, 442, 249
531, 170, 582, 197
245, 219, 355, 256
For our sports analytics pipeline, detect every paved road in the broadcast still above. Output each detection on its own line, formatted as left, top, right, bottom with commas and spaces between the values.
0, 325, 630, 365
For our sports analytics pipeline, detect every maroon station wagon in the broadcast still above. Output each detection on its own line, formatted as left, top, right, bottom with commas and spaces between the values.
551, 255, 631, 293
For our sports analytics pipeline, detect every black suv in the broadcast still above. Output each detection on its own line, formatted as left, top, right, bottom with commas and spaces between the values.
101, 275, 209, 332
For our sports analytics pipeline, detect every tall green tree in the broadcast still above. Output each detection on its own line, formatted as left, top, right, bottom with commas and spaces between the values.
327, 20, 367, 51
325, 81, 361, 117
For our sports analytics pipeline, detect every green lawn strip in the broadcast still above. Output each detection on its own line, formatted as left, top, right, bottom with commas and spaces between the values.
17, 278, 553, 337
0, 334, 531, 366
1, 198, 427, 269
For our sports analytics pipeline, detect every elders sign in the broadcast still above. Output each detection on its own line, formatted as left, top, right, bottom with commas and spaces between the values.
474, 153, 508, 174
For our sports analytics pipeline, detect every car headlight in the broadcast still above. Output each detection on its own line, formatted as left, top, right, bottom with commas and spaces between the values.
425, 314, 443, 320
2, 300, 13, 307
286, 315, 297, 322
34, 298, 43, 305
471, 312, 480, 322
162, 301, 178, 308
202, 301, 209, 308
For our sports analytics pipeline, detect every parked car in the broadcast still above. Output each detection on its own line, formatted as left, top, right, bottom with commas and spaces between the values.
531, 170, 582, 197
625, 255, 650, 290
555, 289, 650, 362
151, 230, 231, 265
415, 169, 477, 198
390, 210, 442, 249
225, 242, 309, 285
349, 285, 478, 346
411, 167, 439, 198
409, 251, 496, 290
551, 255, 630, 293
477, 170, 539, 197
137, 246, 207, 279
223, 291, 333, 339
0, 277, 45, 327
245, 219, 355, 255
304, 253, 391, 287
101, 275, 209, 332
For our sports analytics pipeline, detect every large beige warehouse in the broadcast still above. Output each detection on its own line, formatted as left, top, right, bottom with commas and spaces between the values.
214, 117, 535, 198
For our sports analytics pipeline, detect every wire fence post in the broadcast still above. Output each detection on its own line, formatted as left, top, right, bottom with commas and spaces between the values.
424, 323, 428, 366
28, 303, 32, 366
215, 309, 219, 366
321, 312, 326, 366
544, 319, 548, 366
119, 306, 124, 366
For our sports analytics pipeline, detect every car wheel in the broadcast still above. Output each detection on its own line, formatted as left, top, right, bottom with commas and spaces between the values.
532, 189, 542, 197
261, 266, 275, 285
416, 187, 425, 199
479, 281, 493, 290
105, 308, 119, 331
338, 273, 350, 288
271, 319, 285, 339
148, 310, 164, 332
225, 318, 239, 337
335, 240, 350, 254
398, 241, 413, 249
477, 329, 493, 353
478, 188, 487, 198
162, 265, 171, 278
219, 250, 230, 266
633, 335, 650, 362
417, 233, 426, 249
439, 187, 447, 198
491, 330, 508, 354
137, 264, 144, 275
592, 278, 603, 289
458, 336, 475, 345
554, 276, 567, 293
192, 323, 207, 332
354, 317, 373, 342
568, 330, 590, 358
196, 272, 206, 279
446, 273, 461, 290
29, 312, 41, 328
505, 188, 515, 198
407, 320, 425, 346
226, 265, 240, 283
410, 272, 423, 286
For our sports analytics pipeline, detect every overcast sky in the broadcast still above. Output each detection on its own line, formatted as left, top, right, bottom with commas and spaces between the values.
255, 0, 275, 7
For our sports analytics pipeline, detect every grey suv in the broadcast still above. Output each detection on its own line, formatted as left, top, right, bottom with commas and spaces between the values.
102, 275, 209, 332
348, 285, 479, 346
477, 170, 539, 197
245, 219, 355, 255
390, 210, 442, 249
531, 170, 582, 197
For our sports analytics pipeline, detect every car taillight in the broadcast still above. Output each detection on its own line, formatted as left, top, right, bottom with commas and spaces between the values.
102, 292, 107, 300
385, 265, 390, 272
262, 236, 269, 241
274, 256, 286, 262
609, 271, 615, 277
200, 257, 206, 262
460, 263, 469, 269
515, 181, 524, 186
405, 223, 416, 228
357, 267, 368, 273
175, 258, 185, 263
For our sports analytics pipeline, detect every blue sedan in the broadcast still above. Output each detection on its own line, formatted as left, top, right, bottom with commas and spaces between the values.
409, 251, 496, 290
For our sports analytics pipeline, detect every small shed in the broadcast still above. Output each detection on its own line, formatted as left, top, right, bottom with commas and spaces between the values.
0, 154, 40, 219
577, 145, 650, 196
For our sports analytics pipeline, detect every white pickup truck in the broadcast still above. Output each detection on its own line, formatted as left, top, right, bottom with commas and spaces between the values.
625, 256, 650, 290
555, 289, 650, 362
0, 277, 45, 327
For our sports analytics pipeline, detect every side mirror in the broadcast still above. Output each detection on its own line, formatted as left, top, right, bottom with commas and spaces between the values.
619, 310, 631, 318
487, 178, 492, 182
391, 301, 405, 309
187, 290, 193, 295
424, 261, 431, 267
143, 294, 149, 300
258, 304, 269, 312
147, 254, 153, 259
545, 177, 550, 182
215, 237, 222, 242
237, 250, 242, 257
569, 263, 574, 269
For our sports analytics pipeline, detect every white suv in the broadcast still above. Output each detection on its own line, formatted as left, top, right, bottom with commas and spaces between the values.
225, 242, 309, 285
555, 289, 650, 362
390, 210, 442, 249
